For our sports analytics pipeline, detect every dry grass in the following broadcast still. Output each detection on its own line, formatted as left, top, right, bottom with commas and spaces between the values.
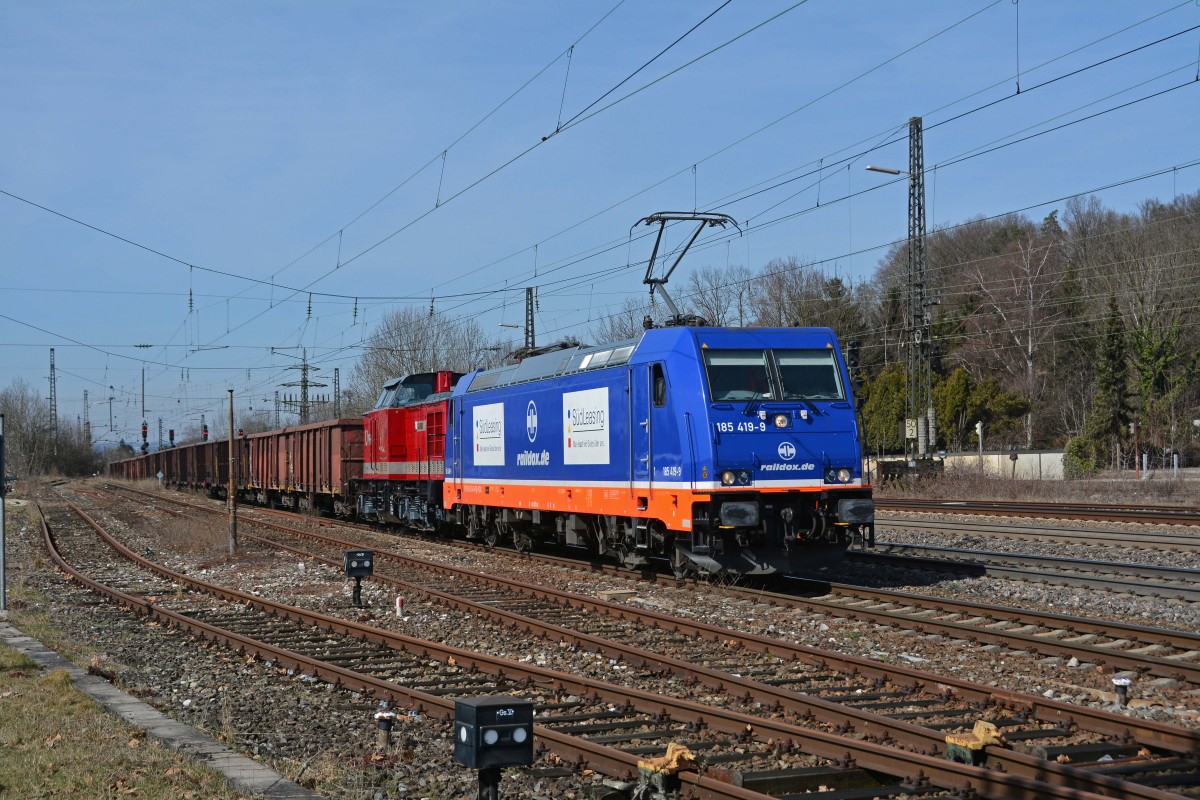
155, 514, 233, 556
0, 642, 250, 800
0, 501, 250, 799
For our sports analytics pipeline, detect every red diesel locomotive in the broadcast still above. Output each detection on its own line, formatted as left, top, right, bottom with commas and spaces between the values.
357, 370, 460, 527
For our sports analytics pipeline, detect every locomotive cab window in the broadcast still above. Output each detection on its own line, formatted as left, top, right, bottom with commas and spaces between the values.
652, 363, 667, 407
776, 349, 844, 401
703, 350, 773, 402
375, 382, 400, 409
392, 379, 434, 407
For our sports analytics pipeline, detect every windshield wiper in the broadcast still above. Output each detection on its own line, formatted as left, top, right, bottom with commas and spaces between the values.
792, 395, 820, 415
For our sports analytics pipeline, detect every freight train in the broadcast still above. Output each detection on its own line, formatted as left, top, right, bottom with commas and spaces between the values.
111, 326, 874, 577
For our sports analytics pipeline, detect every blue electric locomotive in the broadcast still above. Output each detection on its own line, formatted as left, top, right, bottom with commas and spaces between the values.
442, 325, 874, 577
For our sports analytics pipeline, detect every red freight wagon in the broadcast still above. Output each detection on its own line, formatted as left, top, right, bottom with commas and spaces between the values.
110, 435, 248, 501
245, 418, 362, 515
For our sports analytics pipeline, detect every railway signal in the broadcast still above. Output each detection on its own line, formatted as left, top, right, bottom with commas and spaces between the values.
454, 696, 533, 799
344, 550, 373, 608
201, 423, 208, 442
846, 340, 863, 396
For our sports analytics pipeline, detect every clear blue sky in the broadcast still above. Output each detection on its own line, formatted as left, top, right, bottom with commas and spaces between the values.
2, 1, 1197, 445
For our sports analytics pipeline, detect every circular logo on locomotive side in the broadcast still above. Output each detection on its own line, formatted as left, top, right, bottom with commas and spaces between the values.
526, 400, 538, 442
778, 441, 796, 461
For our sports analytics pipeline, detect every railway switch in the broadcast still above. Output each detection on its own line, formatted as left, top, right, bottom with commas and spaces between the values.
945, 719, 1006, 766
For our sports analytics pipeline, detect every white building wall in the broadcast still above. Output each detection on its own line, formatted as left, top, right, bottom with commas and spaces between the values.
942, 450, 1064, 480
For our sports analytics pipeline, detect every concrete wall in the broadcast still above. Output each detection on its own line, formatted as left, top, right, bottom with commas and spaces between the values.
866, 451, 1065, 480
943, 450, 1064, 479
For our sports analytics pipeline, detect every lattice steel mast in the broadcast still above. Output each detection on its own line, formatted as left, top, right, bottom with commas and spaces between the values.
49, 348, 58, 456
905, 117, 935, 461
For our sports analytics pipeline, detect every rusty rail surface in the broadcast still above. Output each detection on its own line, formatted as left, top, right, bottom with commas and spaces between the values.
877, 499, 1200, 527
53, 491, 1190, 799
99, 485, 1200, 798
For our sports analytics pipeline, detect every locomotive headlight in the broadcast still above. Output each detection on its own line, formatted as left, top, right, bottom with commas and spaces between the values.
825, 468, 853, 484
773, 413, 789, 428
720, 470, 736, 486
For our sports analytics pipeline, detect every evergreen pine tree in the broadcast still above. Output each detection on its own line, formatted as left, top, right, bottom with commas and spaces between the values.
1084, 296, 1130, 468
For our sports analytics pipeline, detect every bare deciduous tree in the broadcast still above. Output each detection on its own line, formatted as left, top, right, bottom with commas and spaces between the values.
958, 232, 1065, 447
0, 378, 53, 476
347, 308, 511, 415
684, 264, 756, 326
0, 378, 102, 476
750, 256, 827, 327
591, 296, 653, 343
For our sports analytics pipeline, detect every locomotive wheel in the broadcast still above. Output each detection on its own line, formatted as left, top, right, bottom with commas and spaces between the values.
670, 547, 696, 580
614, 544, 640, 570
483, 521, 500, 548
513, 531, 534, 554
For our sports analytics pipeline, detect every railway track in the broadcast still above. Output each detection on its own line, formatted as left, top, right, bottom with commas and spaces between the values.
852, 544, 1200, 603
877, 516, 1200, 551
111, 483, 1200, 686
877, 500, 1200, 527
92, 484, 1200, 798
44, 491, 1117, 800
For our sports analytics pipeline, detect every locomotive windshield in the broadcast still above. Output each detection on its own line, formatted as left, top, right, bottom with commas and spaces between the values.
703, 348, 844, 402
703, 350, 773, 401
775, 349, 844, 401
373, 373, 438, 409
391, 376, 435, 407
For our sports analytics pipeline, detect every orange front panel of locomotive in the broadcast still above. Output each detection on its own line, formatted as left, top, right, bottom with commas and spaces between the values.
447, 481, 835, 533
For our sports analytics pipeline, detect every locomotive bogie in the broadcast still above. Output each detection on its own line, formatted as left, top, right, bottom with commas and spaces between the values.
355, 479, 445, 530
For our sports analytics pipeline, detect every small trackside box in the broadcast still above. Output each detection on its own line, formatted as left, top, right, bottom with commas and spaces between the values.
453, 695, 534, 770
343, 550, 374, 578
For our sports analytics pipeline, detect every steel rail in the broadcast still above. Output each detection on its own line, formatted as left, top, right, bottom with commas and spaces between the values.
111, 483, 1200, 740
877, 500, 1200, 527
852, 546, 1200, 603
42, 500, 787, 800
877, 516, 1200, 550
76, 489, 1185, 799
235, 524, 1200, 800
99, 485, 1200, 799
224, 493, 1200, 693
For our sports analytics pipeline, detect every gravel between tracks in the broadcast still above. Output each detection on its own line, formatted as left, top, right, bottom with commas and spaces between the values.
864, 514, 1200, 632
11, 484, 1200, 800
